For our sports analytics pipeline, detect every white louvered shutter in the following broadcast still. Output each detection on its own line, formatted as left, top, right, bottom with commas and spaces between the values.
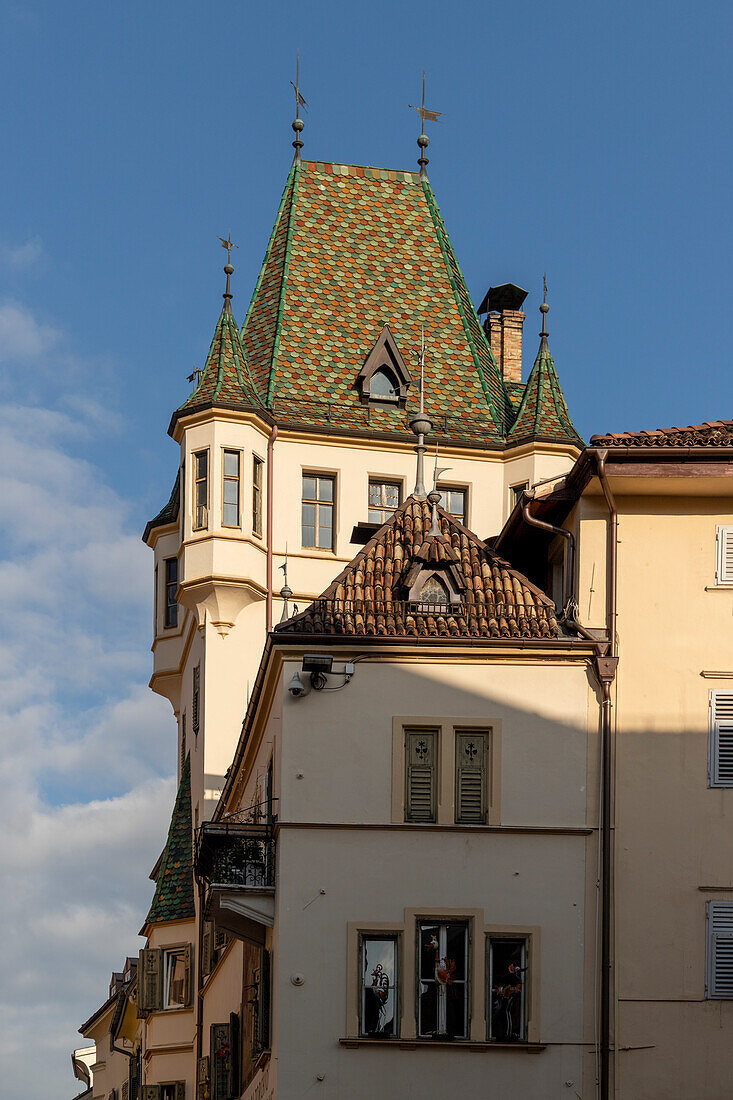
709, 692, 733, 787
707, 902, 733, 997
716, 526, 733, 585
405, 730, 437, 822
455, 731, 488, 823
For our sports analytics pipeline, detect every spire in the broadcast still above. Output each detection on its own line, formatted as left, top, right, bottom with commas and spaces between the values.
218, 233, 238, 313
428, 444, 450, 536
291, 51, 306, 163
279, 547, 293, 622
145, 755, 195, 925
410, 71, 442, 179
409, 327, 433, 499
506, 280, 583, 447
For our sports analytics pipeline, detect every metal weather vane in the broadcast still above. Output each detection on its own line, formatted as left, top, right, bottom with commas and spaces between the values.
409, 71, 442, 178
291, 51, 307, 162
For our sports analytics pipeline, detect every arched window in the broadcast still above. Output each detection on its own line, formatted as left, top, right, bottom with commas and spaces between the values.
419, 575, 450, 605
369, 366, 399, 401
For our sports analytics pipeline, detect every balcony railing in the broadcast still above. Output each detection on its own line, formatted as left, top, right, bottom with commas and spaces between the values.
195, 821, 275, 891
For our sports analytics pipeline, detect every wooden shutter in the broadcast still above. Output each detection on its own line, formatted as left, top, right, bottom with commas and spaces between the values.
183, 942, 193, 1006
716, 526, 733, 585
202, 922, 214, 977
174, 1084, 185, 1100
210, 1022, 231, 1100
405, 730, 437, 821
228, 1012, 240, 1099
197, 1056, 210, 1086
707, 902, 733, 997
138, 948, 163, 1014
192, 665, 200, 734
709, 692, 733, 787
258, 949, 271, 1050
141, 1088, 160, 1100
455, 731, 488, 823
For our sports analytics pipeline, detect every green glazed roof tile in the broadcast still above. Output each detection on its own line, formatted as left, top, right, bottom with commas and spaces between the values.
507, 334, 584, 447
146, 755, 195, 925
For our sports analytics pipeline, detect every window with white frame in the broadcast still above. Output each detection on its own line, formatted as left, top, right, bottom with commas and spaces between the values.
488, 936, 528, 1040
164, 557, 178, 628
417, 920, 469, 1038
193, 451, 209, 530
510, 481, 529, 509
163, 947, 188, 1009
252, 455, 264, 537
222, 450, 241, 527
709, 692, 733, 788
706, 902, 733, 998
302, 473, 335, 550
368, 479, 401, 525
716, 526, 733, 585
438, 485, 467, 525
359, 935, 398, 1037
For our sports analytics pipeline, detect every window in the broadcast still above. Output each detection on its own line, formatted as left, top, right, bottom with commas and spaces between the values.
716, 526, 733, 585
405, 729, 437, 822
455, 731, 488, 823
179, 713, 186, 775
164, 558, 178, 628
210, 1018, 239, 1100
154, 565, 159, 633
510, 481, 529, 509
368, 479, 401, 525
193, 451, 209, 530
706, 902, 733, 998
192, 664, 200, 735
488, 937, 528, 1040
438, 486, 467, 525
417, 921, 468, 1038
222, 450, 240, 526
252, 455, 264, 537
709, 692, 733, 788
163, 947, 188, 1009
369, 366, 399, 402
160, 1085, 185, 1100
419, 575, 450, 606
302, 474, 335, 550
359, 935, 398, 1037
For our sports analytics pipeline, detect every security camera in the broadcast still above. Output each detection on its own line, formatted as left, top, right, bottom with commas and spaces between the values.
288, 671, 309, 698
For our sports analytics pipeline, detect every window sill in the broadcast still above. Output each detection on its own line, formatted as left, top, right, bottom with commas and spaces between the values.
339, 1038, 545, 1053
705, 585, 733, 592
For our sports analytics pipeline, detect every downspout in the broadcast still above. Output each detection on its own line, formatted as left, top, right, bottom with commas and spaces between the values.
265, 424, 278, 631
521, 493, 575, 620
595, 449, 618, 1100
196, 878, 205, 1069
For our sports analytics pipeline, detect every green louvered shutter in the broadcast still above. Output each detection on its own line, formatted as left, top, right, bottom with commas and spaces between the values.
174, 1084, 186, 1100
183, 942, 193, 1006
141, 1087, 160, 1100
138, 948, 163, 1014
202, 922, 214, 977
210, 1022, 231, 1100
455, 731, 488, 823
228, 1012, 240, 1099
405, 730, 437, 822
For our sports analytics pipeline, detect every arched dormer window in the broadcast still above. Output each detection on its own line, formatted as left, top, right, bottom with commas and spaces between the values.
357, 325, 412, 406
369, 366, 399, 402
419, 574, 450, 605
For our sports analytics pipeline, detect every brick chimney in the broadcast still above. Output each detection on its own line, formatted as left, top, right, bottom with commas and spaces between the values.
478, 283, 528, 385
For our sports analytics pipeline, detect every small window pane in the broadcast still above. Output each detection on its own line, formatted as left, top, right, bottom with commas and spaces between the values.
196, 481, 207, 508
223, 502, 238, 526
361, 937, 397, 1037
223, 480, 238, 505
318, 519, 332, 549
370, 367, 399, 398
196, 452, 207, 479
165, 950, 186, 1009
223, 450, 239, 477
302, 503, 316, 527
303, 476, 317, 501
318, 477, 334, 502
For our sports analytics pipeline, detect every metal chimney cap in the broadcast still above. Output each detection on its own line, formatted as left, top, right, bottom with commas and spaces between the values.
477, 282, 529, 315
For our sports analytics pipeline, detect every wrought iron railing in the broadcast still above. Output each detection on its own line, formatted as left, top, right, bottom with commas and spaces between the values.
195, 821, 275, 890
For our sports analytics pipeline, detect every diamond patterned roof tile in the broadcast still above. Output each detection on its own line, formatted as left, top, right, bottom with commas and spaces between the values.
146, 755, 195, 925
507, 334, 583, 448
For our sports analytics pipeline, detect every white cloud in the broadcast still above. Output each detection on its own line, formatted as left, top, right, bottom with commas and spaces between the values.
0, 302, 177, 1099
1, 236, 44, 271
0, 300, 60, 361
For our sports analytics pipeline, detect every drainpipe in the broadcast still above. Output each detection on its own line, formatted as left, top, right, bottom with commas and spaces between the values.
196, 878, 205, 1069
265, 424, 278, 632
521, 494, 575, 619
594, 449, 618, 1100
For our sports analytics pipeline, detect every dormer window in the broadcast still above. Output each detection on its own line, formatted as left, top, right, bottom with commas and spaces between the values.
369, 366, 399, 402
419, 575, 450, 605
357, 325, 412, 406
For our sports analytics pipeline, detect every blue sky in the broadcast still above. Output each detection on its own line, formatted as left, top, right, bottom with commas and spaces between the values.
0, 1, 730, 1096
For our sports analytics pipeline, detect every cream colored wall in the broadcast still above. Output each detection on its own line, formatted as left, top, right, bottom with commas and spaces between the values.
82, 1008, 130, 1100
144, 918, 196, 1092
607, 496, 733, 1098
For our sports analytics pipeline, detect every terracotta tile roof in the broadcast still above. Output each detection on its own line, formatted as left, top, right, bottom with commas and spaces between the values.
507, 334, 583, 447
146, 755, 195, 925
590, 420, 733, 447
176, 301, 258, 416
277, 496, 559, 640
239, 160, 511, 441
142, 469, 180, 542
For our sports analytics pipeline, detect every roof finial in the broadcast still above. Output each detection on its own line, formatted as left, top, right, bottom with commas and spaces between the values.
291, 51, 307, 163
409, 326, 433, 499
279, 545, 293, 622
218, 234, 238, 313
540, 273, 549, 338
428, 442, 450, 536
410, 70, 442, 179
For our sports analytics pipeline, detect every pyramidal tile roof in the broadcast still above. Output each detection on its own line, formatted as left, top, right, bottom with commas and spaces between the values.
146, 755, 195, 925
507, 333, 583, 447
142, 469, 180, 542
590, 420, 733, 447
239, 160, 510, 441
277, 496, 560, 640
175, 299, 258, 421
